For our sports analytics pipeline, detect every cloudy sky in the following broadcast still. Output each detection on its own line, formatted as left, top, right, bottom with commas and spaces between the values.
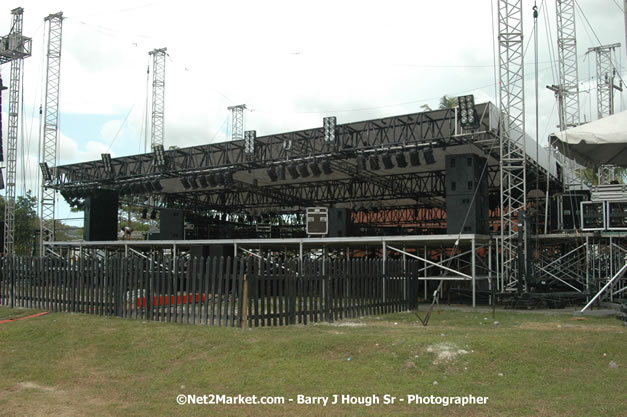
0, 0, 625, 223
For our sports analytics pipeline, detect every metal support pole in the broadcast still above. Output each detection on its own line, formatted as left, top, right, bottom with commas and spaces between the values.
472, 238, 476, 308
488, 239, 492, 305
424, 245, 428, 301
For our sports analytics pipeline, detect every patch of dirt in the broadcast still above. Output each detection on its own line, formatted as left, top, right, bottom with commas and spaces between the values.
426, 342, 469, 365
18, 381, 57, 392
519, 322, 620, 332
317, 321, 366, 327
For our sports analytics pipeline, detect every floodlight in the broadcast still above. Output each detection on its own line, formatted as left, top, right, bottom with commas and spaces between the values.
321, 159, 332, 175
189, 176, 199, 189
180, 177, 191, 190
215, 172, 225, 186
198, 174, 209, 188
309, 160, 322, 177
323, 116, 337, 143
423, 148, 436, 165
457, 94, 479, 129
153, 144, 166, 167
369, 154, 380, 170
409, 148, 420, 166
39, 162, 52, 181
101, 153, 112, 174
382, 152, 394, 170
244, 130, 256, 154
267, 166, 278, 182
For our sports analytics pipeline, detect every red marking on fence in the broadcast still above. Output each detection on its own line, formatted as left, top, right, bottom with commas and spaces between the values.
0, 311, 49, 324
136, 293, 207, 308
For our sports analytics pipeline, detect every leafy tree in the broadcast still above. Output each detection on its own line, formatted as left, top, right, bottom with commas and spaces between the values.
0, 191, 39, 255
421, 95, 458, 112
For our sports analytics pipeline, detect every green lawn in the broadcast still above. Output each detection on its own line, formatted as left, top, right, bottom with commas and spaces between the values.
0, 306, 625, 417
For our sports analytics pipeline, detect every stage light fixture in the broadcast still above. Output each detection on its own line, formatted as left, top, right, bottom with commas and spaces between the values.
101, 153, 113, 174
369, 154, 380, 170
321, 159, 332, 175
267, 166, 278, 182
287, 163, 300, 179
395, 151, 407, 168
223, 171, 233, 186
39, 162, 52, 182
207, 174, 217, 187
141, 208, 148, 219
153, 144, 166, 167
215, 172, 225, 186
189, 176, 200, 189
298, 162, 310, 178
323, 116, 337, 143
244, 130, 256, 154
382, 152, 394, 170
309, 160, 322, 177
278, 164, 286, 181
409, 148, 420, 166
180, 177, 191, 190
457, 94, 479, 129
356, 154, 367, 171
423, 148, 436, 165
198, 174, 209, 188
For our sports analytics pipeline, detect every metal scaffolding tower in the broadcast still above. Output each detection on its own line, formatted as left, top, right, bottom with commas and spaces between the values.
588, 44, 621, 119
149, 47, 166, 150
556, 0, 580, 128
498, 0, 527, 290
227, 104, 246, 141
39, 12, 63, 257
0, 8, 32, 256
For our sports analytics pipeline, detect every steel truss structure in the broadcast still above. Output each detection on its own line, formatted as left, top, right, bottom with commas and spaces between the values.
498, 0, 527, 291
588, 44, 621, 119
149, 48, 167, 150
40, 12, 63, 257
0, 8, 31, 256
228, 104, 246, 141
556, 0, 580, 128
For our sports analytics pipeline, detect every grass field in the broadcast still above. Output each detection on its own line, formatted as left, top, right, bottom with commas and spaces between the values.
0, 305, 625, 417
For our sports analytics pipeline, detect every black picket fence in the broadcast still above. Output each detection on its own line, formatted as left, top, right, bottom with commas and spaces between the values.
0, 256, 420, 327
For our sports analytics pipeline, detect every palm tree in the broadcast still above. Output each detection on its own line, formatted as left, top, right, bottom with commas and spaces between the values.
421, 95, 458, 112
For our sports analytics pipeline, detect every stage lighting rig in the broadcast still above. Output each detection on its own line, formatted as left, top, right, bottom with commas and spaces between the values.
153, 144, 167, 168
101, 153, 113, 175
180, 177, 191, 190
369, 154, 380, 170
189, 176, 200, 189
287, 163, 300, 179
423, 148, 436, 165
244, 130, 256, 155
356, 154, 367, 171
395, 151, 407, 168
207, 173, 218, 187
224, 170, 234, 186
409, 148, 420, 166
457, 94, 479, 129
321, 159, 332, 175
267, 166, 278, 182
198, 174, 209, 188
323, 116, 337, 144
278, 164, 286, 181
298, 162, 310, 178
382, 152, 394, 170
309, 160, 322, 177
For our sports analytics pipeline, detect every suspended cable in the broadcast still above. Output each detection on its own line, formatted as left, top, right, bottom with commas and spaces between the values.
106, 104, 136, 152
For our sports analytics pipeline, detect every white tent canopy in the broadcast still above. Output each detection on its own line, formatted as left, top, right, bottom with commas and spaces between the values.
549, 110, 627, 168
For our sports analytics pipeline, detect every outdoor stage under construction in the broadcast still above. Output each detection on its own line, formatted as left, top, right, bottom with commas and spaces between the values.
42, 101, 627, 307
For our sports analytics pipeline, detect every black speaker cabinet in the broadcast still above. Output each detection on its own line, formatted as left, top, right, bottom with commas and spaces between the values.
160, 209, 184, 240
445, 154, 489, 234
328, 208, 352, 237
84, 190, 119, 241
